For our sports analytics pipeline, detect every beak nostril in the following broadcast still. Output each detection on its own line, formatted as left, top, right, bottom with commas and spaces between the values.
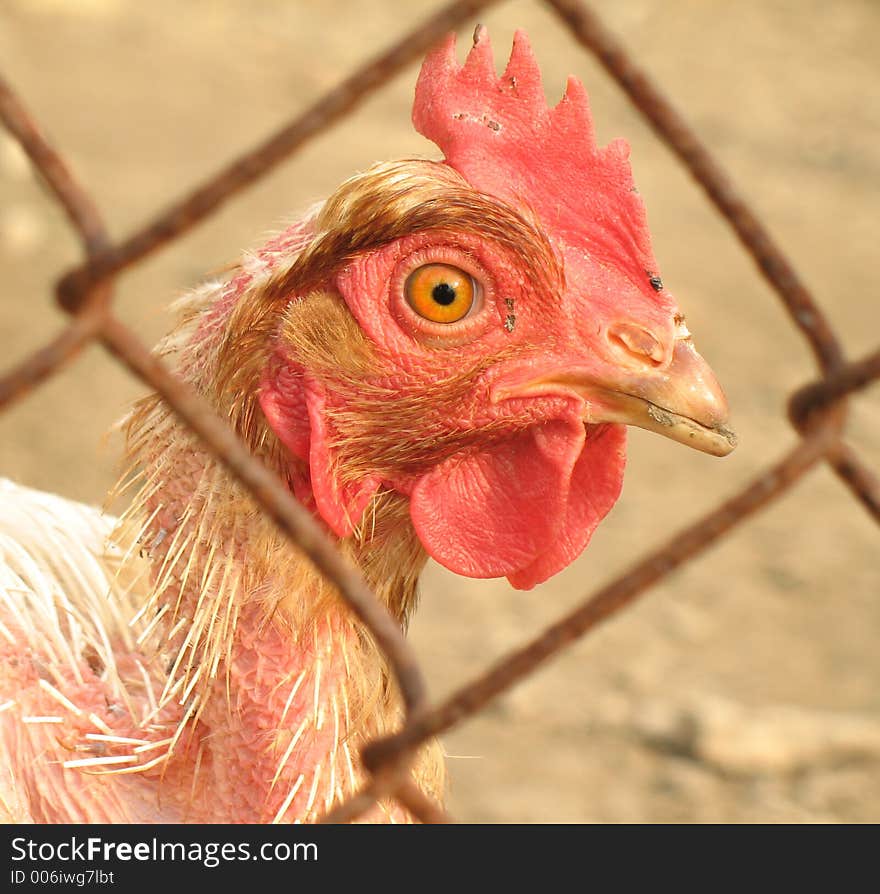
607, 323, 666, 367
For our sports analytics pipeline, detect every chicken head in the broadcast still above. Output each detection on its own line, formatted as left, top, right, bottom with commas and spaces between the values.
243, 30, 736, 590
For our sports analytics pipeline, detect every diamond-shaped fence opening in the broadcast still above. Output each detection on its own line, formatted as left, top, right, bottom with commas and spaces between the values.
1, 0, 877, 823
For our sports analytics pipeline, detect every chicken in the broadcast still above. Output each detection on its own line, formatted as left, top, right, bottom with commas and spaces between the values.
0, 29, 734, 823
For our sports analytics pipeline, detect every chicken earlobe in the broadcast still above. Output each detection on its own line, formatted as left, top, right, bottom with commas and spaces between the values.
260, 353, 380, 538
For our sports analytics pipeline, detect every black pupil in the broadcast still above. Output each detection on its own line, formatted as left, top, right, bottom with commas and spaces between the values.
432, 282, 457, 306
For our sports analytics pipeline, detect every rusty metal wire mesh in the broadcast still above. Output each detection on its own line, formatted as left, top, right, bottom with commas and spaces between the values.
1, 0, 877, 824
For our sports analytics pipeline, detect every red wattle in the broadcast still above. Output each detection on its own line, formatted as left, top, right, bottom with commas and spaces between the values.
409, 419, 626, 589
507, 424, 625, 588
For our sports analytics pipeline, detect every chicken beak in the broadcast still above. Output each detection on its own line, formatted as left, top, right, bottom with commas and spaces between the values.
527, 337, 736, 456
579, 338, 737, 456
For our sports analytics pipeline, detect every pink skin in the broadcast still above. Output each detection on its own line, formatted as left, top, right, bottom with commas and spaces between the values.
1, 603, 405, 823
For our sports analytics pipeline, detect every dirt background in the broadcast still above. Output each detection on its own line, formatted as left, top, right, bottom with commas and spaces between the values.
1, 0, 878, 823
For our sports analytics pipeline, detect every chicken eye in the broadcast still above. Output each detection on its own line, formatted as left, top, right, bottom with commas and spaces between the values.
404, 263, 475, 324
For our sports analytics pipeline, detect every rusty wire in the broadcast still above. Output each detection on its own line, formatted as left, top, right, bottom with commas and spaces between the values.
0, 76, 111, 409
1, 0, 877, 824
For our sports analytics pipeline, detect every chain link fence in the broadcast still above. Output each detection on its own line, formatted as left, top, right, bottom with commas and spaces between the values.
1, 0, 877, 823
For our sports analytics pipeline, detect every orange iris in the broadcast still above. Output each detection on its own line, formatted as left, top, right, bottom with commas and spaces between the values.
404, 263, 475, 324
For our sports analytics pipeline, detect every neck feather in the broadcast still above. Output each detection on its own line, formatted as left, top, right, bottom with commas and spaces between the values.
106, 273, 441, 820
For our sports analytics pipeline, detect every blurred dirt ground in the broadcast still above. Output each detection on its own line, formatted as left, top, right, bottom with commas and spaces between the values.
1, 0, 878, 823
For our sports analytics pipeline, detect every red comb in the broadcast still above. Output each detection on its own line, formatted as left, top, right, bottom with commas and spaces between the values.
413, 29, 661, 294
